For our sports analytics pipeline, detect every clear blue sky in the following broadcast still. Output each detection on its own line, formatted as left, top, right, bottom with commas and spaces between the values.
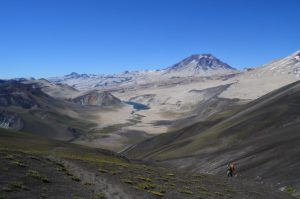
0, 0, 299, 78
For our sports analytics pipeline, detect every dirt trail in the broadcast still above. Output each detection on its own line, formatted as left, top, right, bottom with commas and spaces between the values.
48, 156, 134, 199
48, 157, 293, 199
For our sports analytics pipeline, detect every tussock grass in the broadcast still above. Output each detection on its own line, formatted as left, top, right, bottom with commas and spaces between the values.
29, 156, 41, 161
157, 176, 169, 182
4, 154, 14, 160
71, 176, 81, 182
197, 186, 208, 192
72, 196, 84, 199
83, 182, 93, 186
26, 170, 50, 183
98, 168, 109, 173
91, 192, 107, 199
214, 191, 225, 196
109, 170, 121, 175
179, 187, 193, 195
226, 188, 235, 193
165, 182, 176, 188
135, 182, 156, 190
135, 176, 152, 182
148, 190, 164, 197
10, 181, 24, 189
10, 161, 28, 168
283, 186, 296, 195
122, 179, 134, 185
0, 192, 6, 199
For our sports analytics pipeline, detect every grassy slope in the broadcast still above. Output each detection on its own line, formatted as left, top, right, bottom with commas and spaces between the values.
0, 129, 125, 163
0, 129, 292, 199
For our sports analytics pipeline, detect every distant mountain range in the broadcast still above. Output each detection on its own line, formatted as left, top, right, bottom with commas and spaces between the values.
47, 50, 300, 93
48, 53, 237, 90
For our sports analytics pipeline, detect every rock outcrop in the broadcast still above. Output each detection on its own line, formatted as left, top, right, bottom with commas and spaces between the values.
72, 91, 123, 107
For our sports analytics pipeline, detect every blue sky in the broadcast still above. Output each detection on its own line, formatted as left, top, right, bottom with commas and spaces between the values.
0, 0, 299, 78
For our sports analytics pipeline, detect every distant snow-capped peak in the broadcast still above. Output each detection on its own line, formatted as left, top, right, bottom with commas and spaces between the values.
168, 54, 234, 71
161, 54, 235, 77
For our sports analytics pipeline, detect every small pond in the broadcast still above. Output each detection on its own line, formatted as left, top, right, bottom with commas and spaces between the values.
124, 101, 150, 111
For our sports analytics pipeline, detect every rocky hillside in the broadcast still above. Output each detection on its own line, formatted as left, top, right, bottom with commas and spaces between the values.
22, 78, 80, 99
72, 91, 123, 107
0, 80, 49, 109
0, 80, 99, 141
123, 80, 300, 197
0, 111, 23, 130
0, 80, 157, 153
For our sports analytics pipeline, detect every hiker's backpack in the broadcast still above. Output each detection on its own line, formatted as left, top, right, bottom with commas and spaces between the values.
230, 164, 236, 172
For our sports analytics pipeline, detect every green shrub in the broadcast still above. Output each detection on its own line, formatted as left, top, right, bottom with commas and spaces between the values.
283, 186, 296, 195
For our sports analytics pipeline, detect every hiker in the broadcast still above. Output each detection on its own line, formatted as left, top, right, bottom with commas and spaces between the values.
227, 163, 236, 177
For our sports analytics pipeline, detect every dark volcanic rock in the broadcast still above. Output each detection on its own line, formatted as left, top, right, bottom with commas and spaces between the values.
0, 80, 46, 108
0, 111, 23, 130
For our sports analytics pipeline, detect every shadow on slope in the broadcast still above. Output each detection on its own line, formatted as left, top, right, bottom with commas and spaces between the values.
0, 80, 100, 141
123, 81, 300, 197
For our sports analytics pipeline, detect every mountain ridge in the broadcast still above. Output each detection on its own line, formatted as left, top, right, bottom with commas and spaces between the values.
47, 53, 237, 90
53, 53, 235, 79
